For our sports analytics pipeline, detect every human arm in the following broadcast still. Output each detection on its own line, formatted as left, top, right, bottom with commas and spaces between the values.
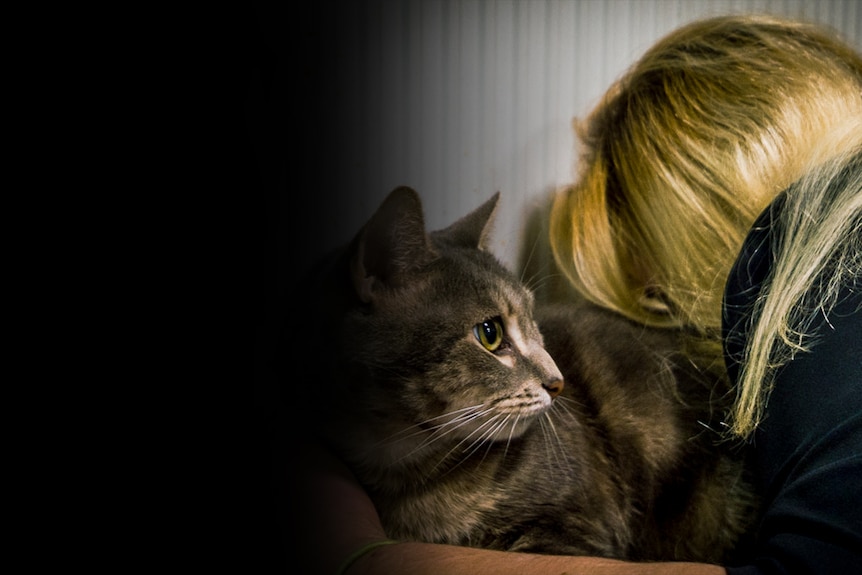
354, 540, 723, 575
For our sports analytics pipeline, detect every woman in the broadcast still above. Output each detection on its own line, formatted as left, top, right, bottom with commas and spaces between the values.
288, 15, 862, 574
549, 14, 862, 440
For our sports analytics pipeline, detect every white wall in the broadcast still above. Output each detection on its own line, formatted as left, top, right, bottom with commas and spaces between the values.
299, 0, 860, 297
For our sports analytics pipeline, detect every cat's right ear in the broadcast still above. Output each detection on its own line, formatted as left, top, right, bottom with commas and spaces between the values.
431, 191, 500, 250
351, 186, 437, 303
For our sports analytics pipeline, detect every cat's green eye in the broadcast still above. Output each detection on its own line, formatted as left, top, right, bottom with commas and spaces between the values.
474, 318, 504, 352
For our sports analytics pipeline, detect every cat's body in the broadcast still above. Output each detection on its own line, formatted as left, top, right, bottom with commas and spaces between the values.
294, 187, 755, 562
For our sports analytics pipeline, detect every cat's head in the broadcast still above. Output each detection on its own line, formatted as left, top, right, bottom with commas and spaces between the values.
327, 186, 563, 467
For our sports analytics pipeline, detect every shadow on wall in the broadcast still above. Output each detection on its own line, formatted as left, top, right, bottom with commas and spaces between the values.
517, 186, 584, 307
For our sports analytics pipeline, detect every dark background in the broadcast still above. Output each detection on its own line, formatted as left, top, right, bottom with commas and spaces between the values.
251, 2, 358, 571
250, 3, 321, 571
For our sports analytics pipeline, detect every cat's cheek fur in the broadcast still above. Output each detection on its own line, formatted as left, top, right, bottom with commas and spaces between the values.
414, 357, 551, 442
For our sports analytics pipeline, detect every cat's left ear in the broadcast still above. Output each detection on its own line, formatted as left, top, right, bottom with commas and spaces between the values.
351, 186, 437, 303
432, 191, 500, 250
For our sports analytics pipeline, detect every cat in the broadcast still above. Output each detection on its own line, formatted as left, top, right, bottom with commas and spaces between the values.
291, 186, 756, 562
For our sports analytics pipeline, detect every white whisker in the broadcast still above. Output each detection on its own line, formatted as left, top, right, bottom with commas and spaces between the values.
543, 410, 569, 466
464, 415, 510, 461
373, 403, 488, 447
502, 412, 522, 460
405, 408, 494, 456
553, 396, 585, 419
432, 413, 506, 474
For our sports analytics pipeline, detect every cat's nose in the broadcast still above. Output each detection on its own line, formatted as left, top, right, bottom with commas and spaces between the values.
543, 378, 564, 399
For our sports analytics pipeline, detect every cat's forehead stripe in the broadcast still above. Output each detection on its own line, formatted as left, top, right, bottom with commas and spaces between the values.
502, 282, 533, 317
505, 321, 540, 362
506, 322, 526, 353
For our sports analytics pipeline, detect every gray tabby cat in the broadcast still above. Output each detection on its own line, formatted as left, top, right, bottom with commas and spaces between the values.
297, 186, 755, 562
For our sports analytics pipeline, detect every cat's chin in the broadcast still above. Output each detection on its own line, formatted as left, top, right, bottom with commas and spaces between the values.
484, 413, 544, 442
450, 400, 551, 444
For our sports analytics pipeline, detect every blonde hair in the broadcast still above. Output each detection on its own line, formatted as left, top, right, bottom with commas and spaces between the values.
552, 15, 862, 329
730, 128, 862, 437
549, 14, 862, 436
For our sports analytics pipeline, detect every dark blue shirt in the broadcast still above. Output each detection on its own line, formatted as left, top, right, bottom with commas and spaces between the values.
723, 196, 862, 574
